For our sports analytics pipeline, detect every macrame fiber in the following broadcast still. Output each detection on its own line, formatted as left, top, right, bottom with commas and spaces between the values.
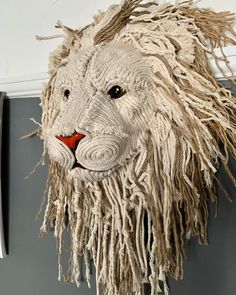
37, 1, 236, 294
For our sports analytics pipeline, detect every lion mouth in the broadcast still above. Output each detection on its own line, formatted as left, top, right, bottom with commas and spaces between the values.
72, 161, 86, 170
70, 148, 87, 170
72, 160, 111, 173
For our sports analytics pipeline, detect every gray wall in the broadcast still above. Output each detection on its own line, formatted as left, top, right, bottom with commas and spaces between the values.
0, 94, 235, 295
0, 98, 96, 295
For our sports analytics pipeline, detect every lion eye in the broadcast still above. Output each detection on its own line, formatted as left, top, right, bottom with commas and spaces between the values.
108, 85, 126, 99
64, 89, 70, 99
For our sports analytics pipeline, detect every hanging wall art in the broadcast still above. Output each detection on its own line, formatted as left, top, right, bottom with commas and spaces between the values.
37, 1, 236, 294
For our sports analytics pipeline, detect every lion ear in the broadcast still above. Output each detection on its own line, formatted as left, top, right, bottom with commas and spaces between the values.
47, 20, 93, 75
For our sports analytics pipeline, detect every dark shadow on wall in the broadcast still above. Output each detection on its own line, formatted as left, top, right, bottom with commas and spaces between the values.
1, 97, 10, 254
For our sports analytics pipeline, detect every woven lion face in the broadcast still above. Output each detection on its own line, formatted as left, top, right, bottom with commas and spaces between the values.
39, 1, 236, 295
45, 42, 154, 181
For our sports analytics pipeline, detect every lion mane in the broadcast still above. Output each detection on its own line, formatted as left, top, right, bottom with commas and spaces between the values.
38, 1, 236, 294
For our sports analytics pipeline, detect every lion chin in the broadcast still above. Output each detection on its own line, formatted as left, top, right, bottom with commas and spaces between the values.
69, 165, 115, 182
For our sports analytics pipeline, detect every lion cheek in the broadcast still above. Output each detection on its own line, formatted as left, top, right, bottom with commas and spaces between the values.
47, 136, 75, 170
75, 134, 127, 171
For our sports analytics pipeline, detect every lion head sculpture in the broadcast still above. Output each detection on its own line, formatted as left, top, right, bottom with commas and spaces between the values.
38, 1, 236, 294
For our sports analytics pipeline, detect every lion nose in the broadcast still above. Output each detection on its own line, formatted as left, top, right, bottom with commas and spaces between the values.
56, 132, 85, 150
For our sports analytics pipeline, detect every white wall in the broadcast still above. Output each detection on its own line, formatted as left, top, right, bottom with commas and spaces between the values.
0, 0, 122, 79
197, 0, 235, 11
0, 0, 235, 98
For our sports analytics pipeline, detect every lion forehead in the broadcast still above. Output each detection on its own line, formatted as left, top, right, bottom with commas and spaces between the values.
55, 41, 152, 96
88, 42, 152, 87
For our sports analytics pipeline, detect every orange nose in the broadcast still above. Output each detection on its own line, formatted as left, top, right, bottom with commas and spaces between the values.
56, 133, 85, 150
